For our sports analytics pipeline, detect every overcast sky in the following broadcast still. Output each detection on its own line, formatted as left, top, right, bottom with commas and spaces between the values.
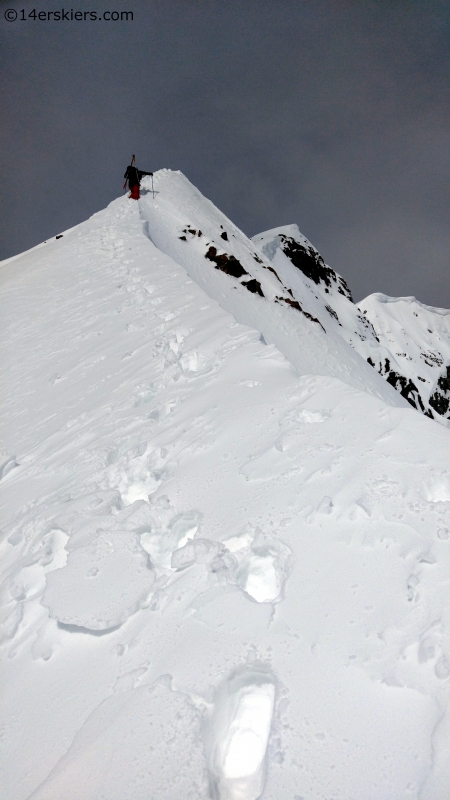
1, 0, 449, 305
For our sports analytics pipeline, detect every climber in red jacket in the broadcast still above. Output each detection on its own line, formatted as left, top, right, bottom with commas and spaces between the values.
123, 155, 153, 200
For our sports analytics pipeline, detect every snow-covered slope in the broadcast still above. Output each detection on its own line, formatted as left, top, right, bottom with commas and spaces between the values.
252, 225, 450, 423
358, 293, 450, 421
1, 170, 449, 800
139, 171, 407, 407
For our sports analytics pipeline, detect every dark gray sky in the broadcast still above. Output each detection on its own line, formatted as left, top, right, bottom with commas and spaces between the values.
1, 0, 449, 305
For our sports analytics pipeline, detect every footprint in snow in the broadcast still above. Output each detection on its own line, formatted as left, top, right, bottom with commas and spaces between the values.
0, 454, 18, 480
206, 664, 275, 800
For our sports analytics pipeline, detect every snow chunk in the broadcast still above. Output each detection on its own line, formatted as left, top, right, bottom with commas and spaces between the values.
425, 475, 450, 503
140, 510, 202, 569
297, 408, 329, 424
213, 530, 293, 604
234, 539, 292, 603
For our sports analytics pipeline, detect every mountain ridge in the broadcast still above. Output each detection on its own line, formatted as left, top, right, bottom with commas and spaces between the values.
1, 169, 449, 800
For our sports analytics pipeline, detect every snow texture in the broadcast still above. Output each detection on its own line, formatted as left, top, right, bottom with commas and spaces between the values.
1, 169, 449, 800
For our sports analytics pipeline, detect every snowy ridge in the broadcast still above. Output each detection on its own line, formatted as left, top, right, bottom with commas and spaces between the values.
139, 170, 407, 407
252, 224, 450, 423
0, 170, 449, 800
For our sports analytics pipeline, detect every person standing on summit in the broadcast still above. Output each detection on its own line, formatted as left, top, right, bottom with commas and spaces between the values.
123, 155, 153, 200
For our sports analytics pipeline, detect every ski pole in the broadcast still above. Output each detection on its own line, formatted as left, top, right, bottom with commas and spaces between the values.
151, 174, 155, 199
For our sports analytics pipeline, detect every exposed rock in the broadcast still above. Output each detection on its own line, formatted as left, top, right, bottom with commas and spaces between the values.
278, 234, 353, 301
205, 246, 248, 279
242, 278, 264, 297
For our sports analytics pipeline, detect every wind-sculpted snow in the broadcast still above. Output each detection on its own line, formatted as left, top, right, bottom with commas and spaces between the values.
1, 170, 450, 800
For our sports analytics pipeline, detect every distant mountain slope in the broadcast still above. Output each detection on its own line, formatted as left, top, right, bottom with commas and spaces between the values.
358, 293, 450, 422
252, 225, 450, 424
